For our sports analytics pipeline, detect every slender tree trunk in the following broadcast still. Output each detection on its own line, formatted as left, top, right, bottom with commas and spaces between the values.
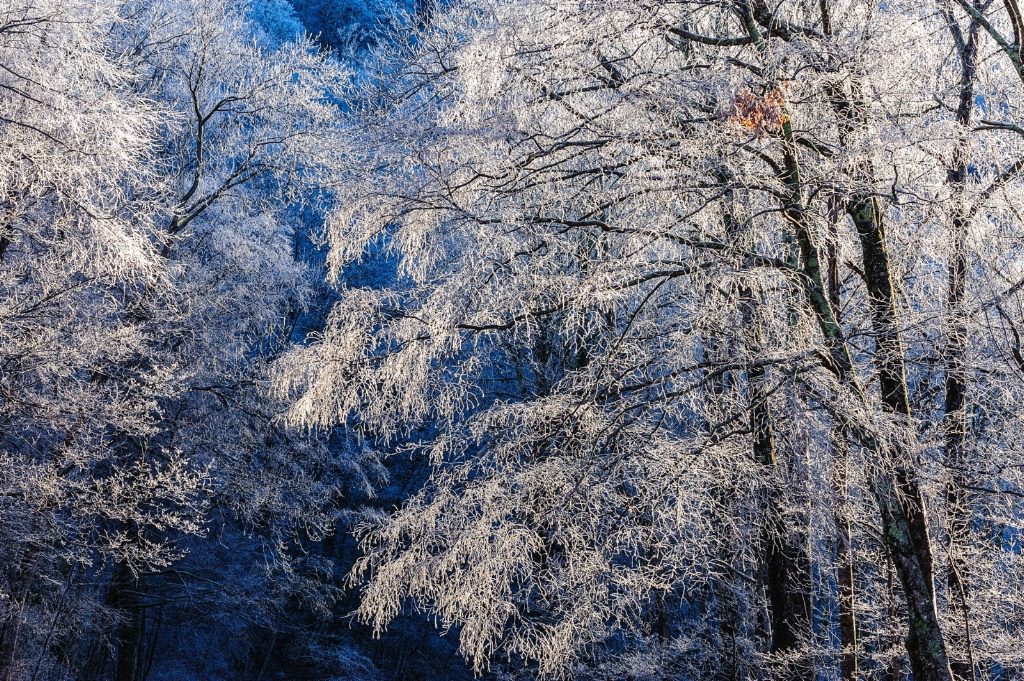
939, 10, 981, 681
141, 606, 161, 681
714, 576, 741, 681
721, 178, 812, 677
943, 212, 974, 681
699, 213, 744, 680
817, 73, 952, 679
823, 215, 858, 681
110, 560, 144, 681
775, 112, 952, 679
835, 457, 858, 681
817, 9, 860, 674
705, 288, 742, 681
741, 284, 812, 680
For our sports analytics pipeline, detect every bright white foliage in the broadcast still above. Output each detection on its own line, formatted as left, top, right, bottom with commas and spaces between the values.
0, 0, 355, 677
279, 0, 1024, 676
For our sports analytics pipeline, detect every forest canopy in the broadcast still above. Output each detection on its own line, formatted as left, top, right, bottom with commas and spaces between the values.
1, 0, 1024, 680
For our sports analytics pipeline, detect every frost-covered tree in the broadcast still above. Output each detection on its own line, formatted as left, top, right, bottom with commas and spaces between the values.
288, 0, 411, 52
0, 4, 196, 676
280, 0, 1024, 679
248, 0, 304, 46
0, 0, 364, 678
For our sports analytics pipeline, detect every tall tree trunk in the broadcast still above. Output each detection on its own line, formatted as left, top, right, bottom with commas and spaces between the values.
824, 212, 858, 681
110, 560, 144, 681
742, 284, 812, 680
817, 9, 859, 675
701, 204, 744, 679
818, 73, 951, 679
714, 575, 741, 681
724, 174, 813, 677
941, 9, 981, 678
834, 454, 858, 681
846, 172, 950, 681
775, 107, 951, 678
846, 192, 939, 596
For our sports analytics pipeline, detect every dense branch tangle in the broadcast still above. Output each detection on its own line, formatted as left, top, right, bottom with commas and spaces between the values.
0, 2, 354, 679
279, 0, 1024, 678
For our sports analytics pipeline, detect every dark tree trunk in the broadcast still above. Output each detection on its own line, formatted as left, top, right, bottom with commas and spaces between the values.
824, 203, 858, 681
835, 488, 858, 681
714, 578, 741, 681
848, 187, 951, 681
110, 560, 145, 681
742, 284, 812, 680
942, 12, 981, 679
822, 75, 952, 681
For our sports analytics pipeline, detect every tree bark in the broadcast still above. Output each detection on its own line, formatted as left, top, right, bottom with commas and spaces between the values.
823, 216, 858, 681
942, 10, 981, 678
820, 74, 951, 680
774, 108, 952, 679
711, 6, 951, 677
110, 560, 144, 681
835, 460, 858, 681
741, 283, 812, 680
